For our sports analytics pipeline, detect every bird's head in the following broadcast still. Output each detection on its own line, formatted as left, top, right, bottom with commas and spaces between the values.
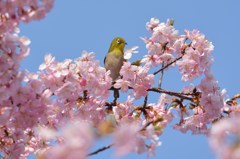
108, 37, 127, 52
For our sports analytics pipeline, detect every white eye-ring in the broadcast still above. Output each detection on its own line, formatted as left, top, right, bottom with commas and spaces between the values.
117, 39, 121, 44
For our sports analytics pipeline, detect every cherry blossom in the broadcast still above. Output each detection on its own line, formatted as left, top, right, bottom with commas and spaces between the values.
36, 120, 94, 159
0, 0, 54, 33
209, 116, 240, 159
177, 30, 214, 81
113, 122, 145, 156
124, 46, 139, 60
141, 19, 178, 68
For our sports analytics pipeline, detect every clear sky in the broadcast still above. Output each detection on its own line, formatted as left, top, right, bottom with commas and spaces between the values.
20, 0, 240, 159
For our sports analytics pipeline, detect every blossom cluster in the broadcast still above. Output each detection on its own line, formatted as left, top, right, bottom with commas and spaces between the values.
114, 62, 154, 99
0, 0, 54, 33
0, 1, 54, 158
208, 94, 240, 159
173, 71, 225, 134
0, 29, 37, 158
38, 52, 112, 126
142, 18, 214, 81
35, 120, 94, 159
209, 115, 240, 159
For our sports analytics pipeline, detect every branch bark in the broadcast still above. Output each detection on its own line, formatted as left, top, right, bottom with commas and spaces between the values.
147, 87, 193, 101
87, 144, 113, 156
153, 55, 183, 75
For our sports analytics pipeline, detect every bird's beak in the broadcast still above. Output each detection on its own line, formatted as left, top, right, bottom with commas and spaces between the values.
125, 42, 127, 45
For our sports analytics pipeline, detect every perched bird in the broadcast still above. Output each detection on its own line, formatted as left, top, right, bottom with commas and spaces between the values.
104, 37, 127, 101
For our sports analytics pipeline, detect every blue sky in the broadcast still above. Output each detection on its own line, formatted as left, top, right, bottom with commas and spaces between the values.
20, 0, 240, 159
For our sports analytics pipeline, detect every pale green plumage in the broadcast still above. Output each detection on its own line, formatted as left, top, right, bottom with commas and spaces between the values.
104, 37, 127, 102
108, 37, 126, 53
104, 37, 127, 81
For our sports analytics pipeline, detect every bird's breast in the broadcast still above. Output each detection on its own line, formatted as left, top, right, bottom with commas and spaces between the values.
104, 52, 124, 81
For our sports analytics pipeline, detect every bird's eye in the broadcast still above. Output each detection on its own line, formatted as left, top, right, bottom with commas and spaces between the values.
117, 39, 121, 44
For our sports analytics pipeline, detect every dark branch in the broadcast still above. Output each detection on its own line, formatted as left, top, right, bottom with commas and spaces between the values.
87, 144, 113, 156
153, 40, 190, 76
153, 55, 183, 75
143, 95, 148, 108
139, 118, 163, 131
108, 87, 194, 103
158, 62, 165, 88
148, 87, 193, 101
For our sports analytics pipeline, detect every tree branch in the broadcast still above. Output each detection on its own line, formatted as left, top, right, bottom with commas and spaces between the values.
109, 87, 194, 102
139, 118, 163, 131
143, 94, 148, 108
158, 62, 165, 88
87, 144, 113, 156
153, 55, 183, 75
148, 87, 193, 101
153, 40, 190, 76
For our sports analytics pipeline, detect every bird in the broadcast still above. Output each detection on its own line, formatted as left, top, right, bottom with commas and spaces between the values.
104, 37, 127, 103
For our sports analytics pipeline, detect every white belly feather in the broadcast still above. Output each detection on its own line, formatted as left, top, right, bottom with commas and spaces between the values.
104, 53, 124, 81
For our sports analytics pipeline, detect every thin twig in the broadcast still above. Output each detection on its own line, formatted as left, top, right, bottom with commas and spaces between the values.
143, 94, 148, 108
109, 87, 194, 101
148, 87, 193, 101
105, 102, 116, 107
226, 93, 240, 106
142, 94, 149, 118
139, 118, 163, 131
153, 40, 191, 76
158, 62, 165, 88
153, 55, 183, 75
87, 144, 113, 156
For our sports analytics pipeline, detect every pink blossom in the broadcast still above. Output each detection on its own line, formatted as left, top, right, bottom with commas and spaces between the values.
132, 66, 154, 99
113, 96, 134, 121
173, 115, 208, 134
0, 33, 32, 158
177, 30, 214, 81
145, 94, 174, 135
36, 120, 94, 159
173, 71, 224, 134
0, 107, 12, 126
150, 21, 178, 44
124, 46, 139, 60
198, 71, 224, 119
141, 40, 175, 67
0, 26, 53, 158
39, 51, 112, 101
39, 54, 56, 71
0, 0, 54, 33
142, 19, 178, 68
209, 116, 240, 159
185, 29, 214, 54
172, 36, 186, 55
113, 122, 145, 156
119, 62, 154, 99
36, 126, 56, 140
147, 141, 162, 157
141, 41, 163, 66
8, 142, 25, 159
177, 51, 202, 81
120, 61, 138, 80
146, 18, 160, 31
61, 120, 94, 149
114, 79, 130, 92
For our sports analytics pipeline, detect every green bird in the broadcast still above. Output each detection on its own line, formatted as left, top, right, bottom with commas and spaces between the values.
104, 37, 127, 102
